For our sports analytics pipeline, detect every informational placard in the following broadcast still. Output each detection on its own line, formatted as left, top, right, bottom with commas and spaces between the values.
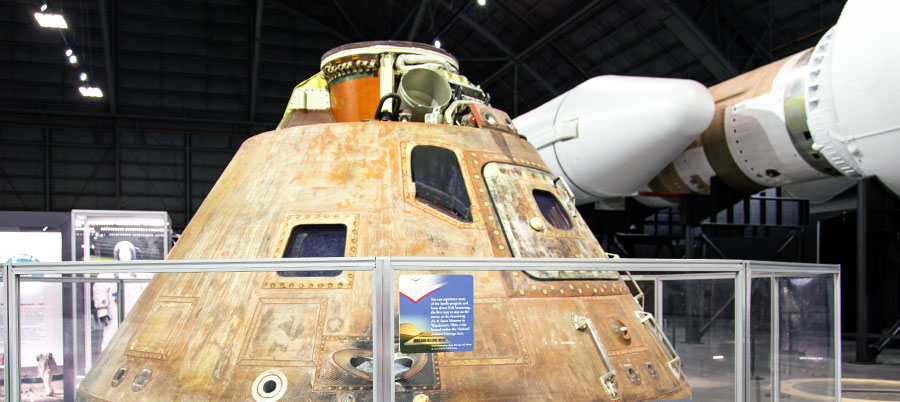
399, 274, 473, 353
0, 231, 65, 367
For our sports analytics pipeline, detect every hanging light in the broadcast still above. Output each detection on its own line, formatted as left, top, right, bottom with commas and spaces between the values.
68, 55, 78, 64
79, 86, 104, 98
434, 39, 442, 49
477, 0, 486, 6
40, 4, 48, 12
34, 12, 68, 29
80, 72, 88, 81
65, 48, 73, 57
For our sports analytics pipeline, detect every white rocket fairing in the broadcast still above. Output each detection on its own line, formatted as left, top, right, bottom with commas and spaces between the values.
513, 76, 714, 202
515, 0, 900, 205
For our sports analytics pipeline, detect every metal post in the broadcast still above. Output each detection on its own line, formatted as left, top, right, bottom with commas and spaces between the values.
3, 263, 11, 402
372, 258, 383, 402
735, 264, 749, 402
856, 179, 870, 362
654, 277, 663, 321
770, 276, 779, 401
834, 271, 842, 399
117, 278, 126, 325
5, 263, 20, 400
685, 224, 694, 258
374, 257, 395, 402
816, 221, 821, 264
62, 277, 75, 400
386, 258, 396, 402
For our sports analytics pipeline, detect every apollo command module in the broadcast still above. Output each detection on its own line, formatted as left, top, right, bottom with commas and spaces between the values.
75, 41, 712, 402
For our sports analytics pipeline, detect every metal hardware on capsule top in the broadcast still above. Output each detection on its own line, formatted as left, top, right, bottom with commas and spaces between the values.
572, 314, 619, 400
635, 310, 682, 380
553, 176, 578, 218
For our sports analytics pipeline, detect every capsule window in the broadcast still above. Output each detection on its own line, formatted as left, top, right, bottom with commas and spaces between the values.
278, 225, 346, 277
411, 145, 472, 222
533, 190, 571, 230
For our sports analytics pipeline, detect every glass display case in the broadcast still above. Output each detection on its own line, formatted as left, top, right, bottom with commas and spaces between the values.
2, 258, 839, 402
70, 210, 173, 262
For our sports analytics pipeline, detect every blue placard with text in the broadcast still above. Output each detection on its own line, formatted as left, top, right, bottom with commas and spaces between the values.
399, 274, 474, 353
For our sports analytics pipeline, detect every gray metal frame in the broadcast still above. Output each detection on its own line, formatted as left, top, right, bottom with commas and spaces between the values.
3, 258, 840, 402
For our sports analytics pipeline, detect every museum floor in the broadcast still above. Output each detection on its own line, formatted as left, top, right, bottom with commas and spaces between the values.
842, 342, 900, 401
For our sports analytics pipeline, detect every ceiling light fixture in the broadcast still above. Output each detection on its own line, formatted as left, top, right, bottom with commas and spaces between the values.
40, 4, 48, 12
434, 39, 441, 49
79, 86, 104, 98
80, 72, 88, 81
477, 0, 486, 6
34, 12, 68, 29
65, 48, 73, 57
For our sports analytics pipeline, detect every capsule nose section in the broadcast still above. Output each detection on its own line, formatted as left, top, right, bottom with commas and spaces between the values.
515, 75, 714, 202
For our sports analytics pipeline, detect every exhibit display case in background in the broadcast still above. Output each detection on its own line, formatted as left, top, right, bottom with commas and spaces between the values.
0, 210, 171, 400
70, 210, 172, 262
2, 258, 838, 402
68, 210, 172, 400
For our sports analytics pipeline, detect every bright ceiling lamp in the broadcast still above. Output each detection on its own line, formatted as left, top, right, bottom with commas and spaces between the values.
79, 86, 103, 98
34, 12, 68, 28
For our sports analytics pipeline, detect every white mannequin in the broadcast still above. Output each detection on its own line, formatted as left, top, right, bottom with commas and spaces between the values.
93, 241, 153, 349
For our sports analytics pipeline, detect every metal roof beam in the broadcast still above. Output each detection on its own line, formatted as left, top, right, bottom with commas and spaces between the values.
718, 1, 775, 64
477, 0, 611, 91
445, 7, 557, 95
430, 1, 473, 42
270, 1, 350, 43
493, 0, 589, 79
636, 0, 739, 81
407, 0, 429, 41
331, 0, 365, 41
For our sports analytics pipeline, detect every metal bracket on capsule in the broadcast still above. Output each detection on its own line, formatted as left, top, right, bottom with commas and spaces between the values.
553, 177, 578, 219
624, 270, 645, 311
635, 310, 682, 380
572, 314, 619, 400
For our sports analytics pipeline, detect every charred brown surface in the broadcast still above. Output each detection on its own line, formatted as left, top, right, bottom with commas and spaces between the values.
78, 41, 690, 401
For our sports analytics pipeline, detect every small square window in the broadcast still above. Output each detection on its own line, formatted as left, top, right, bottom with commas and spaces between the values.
533, 190, 572, 230
411, 145, 473, 222
279, 225, 346, 277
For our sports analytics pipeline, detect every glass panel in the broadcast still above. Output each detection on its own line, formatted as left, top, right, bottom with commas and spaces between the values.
394, 269, 690, 401
778, 275, 836, 401
411, 145, 472, 222
662, 279, 736, 401
279, 225, 346, 277
749, 278, 772, 402
1, 275, 4, 401
532, 190, 572, 230
16, 266, 367, 401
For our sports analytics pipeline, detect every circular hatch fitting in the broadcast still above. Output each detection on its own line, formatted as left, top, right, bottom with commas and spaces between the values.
252, 370, 288, 402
